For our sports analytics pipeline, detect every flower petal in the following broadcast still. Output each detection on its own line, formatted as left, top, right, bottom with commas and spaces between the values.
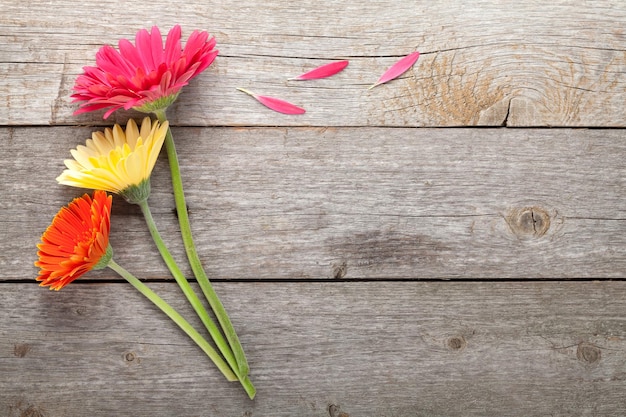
72, 26, 218, 118
369, 51, 420, 89
237, 88, 306, 115
58, 118, 167, 196
164, 25, 182, 63
35, 191, 112, 290
290, 60, 349, 80
150, 26, 165, 67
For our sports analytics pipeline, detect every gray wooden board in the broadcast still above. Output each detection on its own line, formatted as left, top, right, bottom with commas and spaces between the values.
2, 0, 626, 127
2, 281, 626, 417
2, 2, 626, 415
2, 127, 624, 279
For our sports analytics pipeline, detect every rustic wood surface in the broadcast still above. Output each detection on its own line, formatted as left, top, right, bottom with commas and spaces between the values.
2, 0, 626, 127
1, 0, 625, 416
2, 127, 624, 279
3, 281, 626, 417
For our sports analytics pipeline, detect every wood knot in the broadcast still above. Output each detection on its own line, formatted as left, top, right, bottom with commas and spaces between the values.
73, 306, 86, 316
447, 336, 467, 351
328, 404, 350, 417
332, 261, 348, 279
123, 351, 140, 365
577, 342, 601, 364
20, 405, 46, 417
506, 206, 550, 238
14, 343, 31, 358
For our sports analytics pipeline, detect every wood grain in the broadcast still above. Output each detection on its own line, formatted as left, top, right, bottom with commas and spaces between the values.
2, 281, 626, 417
2, 0, 625, 126
2, 1, 626, 415
2, 127, 624, 279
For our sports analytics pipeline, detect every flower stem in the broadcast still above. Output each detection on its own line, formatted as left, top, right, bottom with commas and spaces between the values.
154, 110, 250, 378
137, 200, 236, 372
106, 258, 237, 382
133, 202, 256, 399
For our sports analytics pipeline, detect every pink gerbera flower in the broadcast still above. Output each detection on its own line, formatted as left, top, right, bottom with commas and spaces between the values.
72, 25, 218, 118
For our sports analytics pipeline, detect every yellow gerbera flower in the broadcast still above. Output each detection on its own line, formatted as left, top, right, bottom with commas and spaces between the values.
57, 117, 168, 203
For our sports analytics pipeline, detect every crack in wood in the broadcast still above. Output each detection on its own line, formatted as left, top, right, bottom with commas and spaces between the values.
502, 98, 512, 127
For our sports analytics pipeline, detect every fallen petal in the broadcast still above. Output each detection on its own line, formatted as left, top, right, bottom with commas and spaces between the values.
369, 51, 420, 89
237, 88, 306, 114
290, 60, 349, 80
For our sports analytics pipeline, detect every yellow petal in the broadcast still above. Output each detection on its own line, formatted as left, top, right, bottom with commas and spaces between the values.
60, 118, 166, 196
125, 118, 139, 149
111, 124, 126, 149
91, 131, 113, 155
139, 117, 153, 143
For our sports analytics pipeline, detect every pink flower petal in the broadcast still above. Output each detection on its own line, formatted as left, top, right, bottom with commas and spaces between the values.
237, 88, 306, 114
72, 25, 218, 118
290, 60, 349, 80
369, 51, 420, 89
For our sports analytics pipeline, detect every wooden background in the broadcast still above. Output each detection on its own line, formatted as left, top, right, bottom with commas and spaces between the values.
1, 0, 625, 416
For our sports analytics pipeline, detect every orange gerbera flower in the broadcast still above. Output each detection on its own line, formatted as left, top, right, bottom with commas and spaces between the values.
35, 190, 113, 290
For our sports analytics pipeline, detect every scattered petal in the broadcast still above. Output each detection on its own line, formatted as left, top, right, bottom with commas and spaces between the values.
237, 88, 306, 114
289, 60, 349, 80
369, 51, 420, 89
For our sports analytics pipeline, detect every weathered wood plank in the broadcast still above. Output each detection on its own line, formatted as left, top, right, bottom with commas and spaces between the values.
2, 0, 625, 126
2, 281, 626, 416
2, 127, 624, 279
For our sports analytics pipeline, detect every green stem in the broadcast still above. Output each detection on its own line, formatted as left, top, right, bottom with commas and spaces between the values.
137, 200, 236, 373
154, 110, 250, 378
136, 201, 256, 399
106, 258, 237, 382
